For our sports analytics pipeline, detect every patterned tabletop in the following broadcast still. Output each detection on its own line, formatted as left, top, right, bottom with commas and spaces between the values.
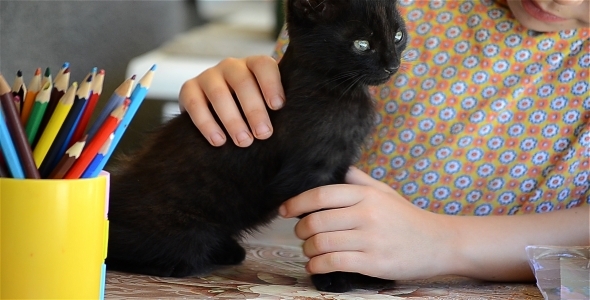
106, 243, 543, 299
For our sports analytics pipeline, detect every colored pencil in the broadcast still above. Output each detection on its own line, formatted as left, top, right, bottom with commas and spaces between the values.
81, 133, 113, 178
70, 69, 104, 147
0, 105, 25, 178
86, 74, 134, 142
24, 81, 52, 144
11, 70, 26, 113
48, 135, 87, 179
38, 77, 91, 178
41, 67, 52, 88
65, 100, 128, 179
32, 82, 77, 166
34, 67, 70, 146
89, 64, 156, 177
0, 150, 9, 177
20, 67, 42, 125
0, 74, 39, 178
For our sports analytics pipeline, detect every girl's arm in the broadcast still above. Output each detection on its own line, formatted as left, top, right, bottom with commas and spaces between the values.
279, 167, 589, 281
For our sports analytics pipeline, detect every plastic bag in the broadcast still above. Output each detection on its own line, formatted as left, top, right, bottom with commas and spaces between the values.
526, 245, 590, 300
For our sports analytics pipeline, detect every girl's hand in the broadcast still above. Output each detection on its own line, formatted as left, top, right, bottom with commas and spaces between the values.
279, 167, 455, 280
179, 55, 285, 147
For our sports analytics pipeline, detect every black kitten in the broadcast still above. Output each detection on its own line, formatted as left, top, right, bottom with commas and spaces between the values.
106, 0, 407, 293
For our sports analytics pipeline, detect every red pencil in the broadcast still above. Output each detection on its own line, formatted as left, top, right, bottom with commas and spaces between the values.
69, 69, 105, 147
64, 99, 128, 179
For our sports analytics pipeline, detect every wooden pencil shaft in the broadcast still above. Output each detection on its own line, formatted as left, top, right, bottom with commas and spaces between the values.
32, 83, 77, 166
0, 95, 40, 179
0, 105, 25, 178
0, 74, 40, 178
37, 96, 87, 178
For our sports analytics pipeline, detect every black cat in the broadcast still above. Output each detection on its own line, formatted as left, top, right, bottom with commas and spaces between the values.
106, 0, 407, 293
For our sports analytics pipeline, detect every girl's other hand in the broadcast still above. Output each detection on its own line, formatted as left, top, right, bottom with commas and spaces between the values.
179, 55, 285, 147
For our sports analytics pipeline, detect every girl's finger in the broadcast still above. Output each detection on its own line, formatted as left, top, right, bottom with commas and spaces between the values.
179, 77, 227, 146
295, 207, 361, 240
301, 229, 366, 258
280, 184, 368, 218
246, 55, 285, 110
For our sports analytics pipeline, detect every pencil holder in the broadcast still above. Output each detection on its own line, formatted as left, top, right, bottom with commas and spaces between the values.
0, 172, 109, 299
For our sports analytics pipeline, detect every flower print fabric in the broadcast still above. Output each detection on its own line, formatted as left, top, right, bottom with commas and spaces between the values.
273, 0, 590, 216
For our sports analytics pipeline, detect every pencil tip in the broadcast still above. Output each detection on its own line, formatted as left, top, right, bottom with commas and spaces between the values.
17, 70, 22, 76
35, 68, 42, 75
150, 64, 157, 71
62, 62, 70, 68
131, 74, 137, 80
44, 67, 51, 76
92, 67, 98, 74
98, 69, 105, 75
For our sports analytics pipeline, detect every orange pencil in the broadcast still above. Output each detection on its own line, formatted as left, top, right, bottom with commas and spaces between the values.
20, 67, 42, 125
64, 99, 128, 179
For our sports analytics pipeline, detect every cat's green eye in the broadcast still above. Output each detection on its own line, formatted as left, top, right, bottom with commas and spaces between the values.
394, 31, 404, 43
354, 40, 370, 51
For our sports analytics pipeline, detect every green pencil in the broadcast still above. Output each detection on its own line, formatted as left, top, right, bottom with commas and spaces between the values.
25, 81, 52, 145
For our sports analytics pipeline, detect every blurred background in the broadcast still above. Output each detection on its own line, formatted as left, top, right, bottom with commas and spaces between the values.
0, 0, 283, 160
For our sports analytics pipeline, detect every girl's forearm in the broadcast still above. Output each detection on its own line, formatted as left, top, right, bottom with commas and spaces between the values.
441, 205, 589, 281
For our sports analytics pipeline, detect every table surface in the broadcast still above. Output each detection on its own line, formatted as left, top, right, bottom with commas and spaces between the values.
106, 243, 543, 299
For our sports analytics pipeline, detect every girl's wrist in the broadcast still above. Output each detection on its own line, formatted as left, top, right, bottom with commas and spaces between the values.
428, 213, 468, 278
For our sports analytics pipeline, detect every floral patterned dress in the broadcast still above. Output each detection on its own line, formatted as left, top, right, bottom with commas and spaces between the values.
273, 0, 589, 216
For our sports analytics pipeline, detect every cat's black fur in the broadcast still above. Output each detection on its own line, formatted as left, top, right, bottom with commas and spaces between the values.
106, 0, 407, 293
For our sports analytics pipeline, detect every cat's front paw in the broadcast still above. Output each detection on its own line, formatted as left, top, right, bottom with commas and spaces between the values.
311, 272, 393, 293
311, 272, 353, 293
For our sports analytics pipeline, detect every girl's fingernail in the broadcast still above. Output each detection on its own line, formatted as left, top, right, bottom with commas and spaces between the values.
271, 96, 284, 109
210, 133, 225, 146
279, 205, 287, 217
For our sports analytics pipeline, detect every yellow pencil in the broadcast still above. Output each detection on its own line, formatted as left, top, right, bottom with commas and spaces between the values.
24, 81, 52, 145
33, 82, 77, 166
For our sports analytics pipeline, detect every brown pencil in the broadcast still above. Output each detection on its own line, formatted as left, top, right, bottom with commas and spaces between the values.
11, 70, 26, 113
34, 67, 69, 146
0, 73, 41, 179
48, 135, 86, 179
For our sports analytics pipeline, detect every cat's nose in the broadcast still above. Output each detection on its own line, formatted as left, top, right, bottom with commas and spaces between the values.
384, 66, 399, 74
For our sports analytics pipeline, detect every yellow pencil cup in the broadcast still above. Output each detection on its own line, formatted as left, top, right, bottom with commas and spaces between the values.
1, 172, 109, 299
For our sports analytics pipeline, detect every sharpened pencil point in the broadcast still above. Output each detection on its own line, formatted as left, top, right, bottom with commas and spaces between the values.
44, 67, 51, 77
34, 68, 42, 75
62, 62, 70, 68
98, 69, 105, 75
17, 70, 23, 77
150, 64, 157, 71
131, 75, 136, 80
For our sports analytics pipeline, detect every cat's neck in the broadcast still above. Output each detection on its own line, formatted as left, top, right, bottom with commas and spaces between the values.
278, 46, 368, 96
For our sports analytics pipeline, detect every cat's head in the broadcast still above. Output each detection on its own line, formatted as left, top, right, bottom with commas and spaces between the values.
286, 0, 408, 86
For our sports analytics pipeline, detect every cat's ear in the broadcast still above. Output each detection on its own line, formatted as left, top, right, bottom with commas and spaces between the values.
291, 0, 344, 22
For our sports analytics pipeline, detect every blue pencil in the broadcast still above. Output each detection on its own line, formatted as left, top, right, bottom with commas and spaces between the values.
0, 108, 25, 178
85, 75, 135, 142
81, 133, 113, 178
89, 64, 156, 178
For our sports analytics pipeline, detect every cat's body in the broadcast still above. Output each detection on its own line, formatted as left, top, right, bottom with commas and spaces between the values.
106, 0, 407, 293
